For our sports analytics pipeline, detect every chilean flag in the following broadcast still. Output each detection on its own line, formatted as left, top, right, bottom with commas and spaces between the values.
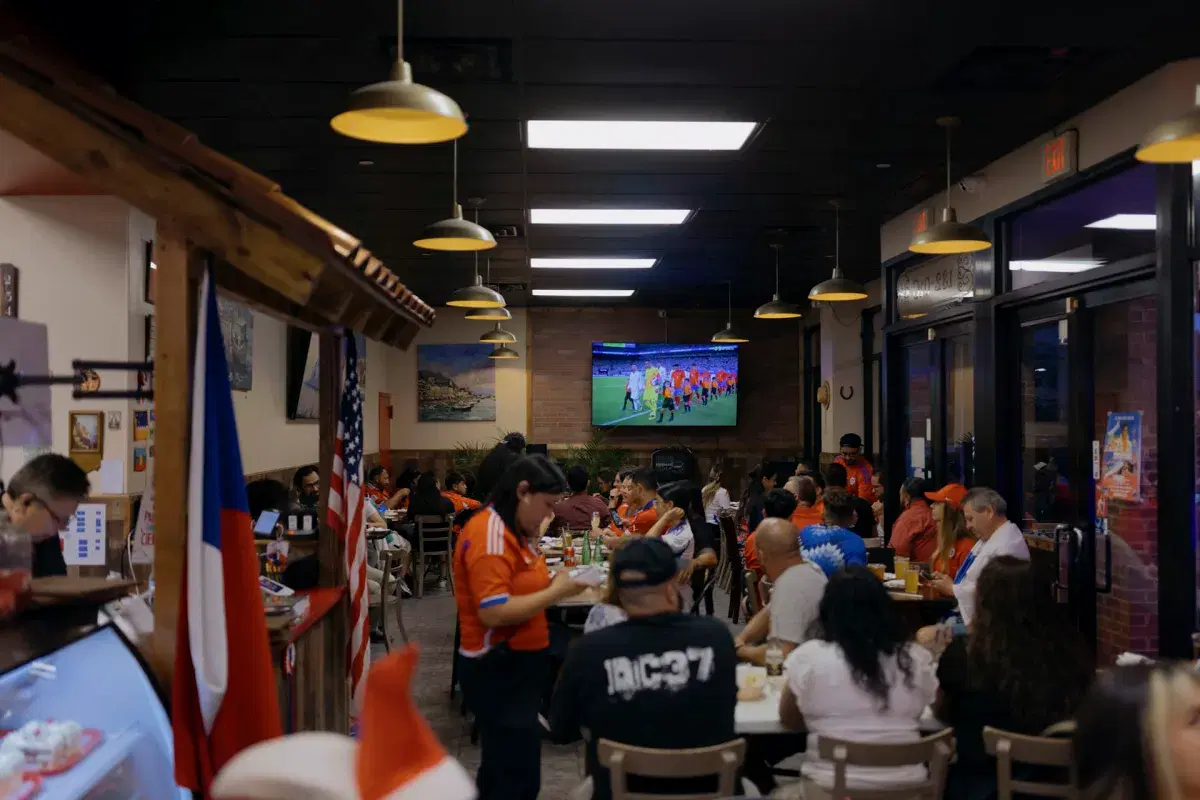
173, 269, 282, 792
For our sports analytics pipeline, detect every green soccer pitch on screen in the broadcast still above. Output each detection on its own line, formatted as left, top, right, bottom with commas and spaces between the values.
590, 342, 739, 428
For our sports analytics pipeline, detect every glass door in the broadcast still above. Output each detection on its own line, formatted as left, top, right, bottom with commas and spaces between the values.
1013, 286, 1157, 665
896, 323, 974, 488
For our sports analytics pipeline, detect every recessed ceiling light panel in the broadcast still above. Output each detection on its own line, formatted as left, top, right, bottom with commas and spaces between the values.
527, 120, 757, 151
531, 289, 635, 298
530, 209, 692, 225
1083, 214, 1156, 231
1009, 259, 1105, 273
531, 258, 656, 269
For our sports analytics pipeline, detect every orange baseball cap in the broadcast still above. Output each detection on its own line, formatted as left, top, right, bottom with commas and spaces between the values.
926, 483, 968, 510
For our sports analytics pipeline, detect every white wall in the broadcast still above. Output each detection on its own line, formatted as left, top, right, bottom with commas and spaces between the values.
0, 196, 133, 484
388, 309, 528, 450
880, 59, 1200, 261
819, 278, 881, 453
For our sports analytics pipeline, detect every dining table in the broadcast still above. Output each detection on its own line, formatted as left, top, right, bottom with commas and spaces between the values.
735, 680, 948, 736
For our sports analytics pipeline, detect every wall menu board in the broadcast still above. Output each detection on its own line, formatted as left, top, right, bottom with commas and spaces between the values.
896, 253, 975, 320
61, 503, 107, 566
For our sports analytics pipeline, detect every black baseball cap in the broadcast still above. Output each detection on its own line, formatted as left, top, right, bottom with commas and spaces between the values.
611, 538, 678, 588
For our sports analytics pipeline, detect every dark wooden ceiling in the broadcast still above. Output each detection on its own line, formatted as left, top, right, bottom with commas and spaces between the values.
12, 0, 1200, 309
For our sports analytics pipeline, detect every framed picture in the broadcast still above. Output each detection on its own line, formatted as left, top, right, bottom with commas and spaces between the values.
417, 344, 496, 422
144, 314, 156, 361
0, 263, 17, 318
143, 241, 156, 306
68, 411, 104, 454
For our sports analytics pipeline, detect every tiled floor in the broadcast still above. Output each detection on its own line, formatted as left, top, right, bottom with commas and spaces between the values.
372, 584, 741, 799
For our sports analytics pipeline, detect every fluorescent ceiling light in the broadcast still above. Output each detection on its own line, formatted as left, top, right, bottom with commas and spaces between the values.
532, 289, 635, 298
530, 208, 692, 225
1084, 214, 1156, 231
527, 120, 757, 151
1035, 367, 1047, 373
1010, 259, 1105, 273
531, 257, 656, 270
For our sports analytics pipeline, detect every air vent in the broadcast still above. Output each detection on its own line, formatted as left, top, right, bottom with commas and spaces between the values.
494, 282, 527, 293
385, 38, 513, 83
933, 47, 1099, 93
492, 225, 523, 239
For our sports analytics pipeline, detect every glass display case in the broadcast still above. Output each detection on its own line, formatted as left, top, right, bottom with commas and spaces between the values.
0, 623, 188, 799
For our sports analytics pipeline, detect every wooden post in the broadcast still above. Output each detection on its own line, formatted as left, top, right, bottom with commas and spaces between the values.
148, 227, 203, 686
317, 331, 344, 587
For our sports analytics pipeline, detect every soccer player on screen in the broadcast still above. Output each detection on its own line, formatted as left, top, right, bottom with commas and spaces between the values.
622, 366, 635, 411
700, 371, 710, 405
658, 380, 676, 423
682, 379, 693, 413
642, 367, 659, 419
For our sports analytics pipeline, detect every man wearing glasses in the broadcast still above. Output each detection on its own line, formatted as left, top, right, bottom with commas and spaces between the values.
0, 453, 90, 577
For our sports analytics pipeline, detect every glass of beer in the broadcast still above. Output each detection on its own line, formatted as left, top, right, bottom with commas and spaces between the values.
893, 555, 910, 577
904, 564, 921, 594
867, 563, 886, 581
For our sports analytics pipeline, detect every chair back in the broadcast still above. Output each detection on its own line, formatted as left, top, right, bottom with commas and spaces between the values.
816, 728, 954, 800
742, 570, 762, 615
597, 738, 746, 800
983, 726, 1079, 799
415, 514, 453, 555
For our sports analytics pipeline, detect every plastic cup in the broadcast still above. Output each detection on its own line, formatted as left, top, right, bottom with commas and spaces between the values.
894, 555, 910, 576
904, 565, 920, 593
867, 563, 886, 581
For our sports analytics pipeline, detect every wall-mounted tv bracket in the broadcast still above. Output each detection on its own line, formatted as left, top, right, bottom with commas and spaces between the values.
0, 359, 154, 404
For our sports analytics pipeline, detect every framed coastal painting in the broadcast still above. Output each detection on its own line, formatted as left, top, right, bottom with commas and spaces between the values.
416, 344, 496, 422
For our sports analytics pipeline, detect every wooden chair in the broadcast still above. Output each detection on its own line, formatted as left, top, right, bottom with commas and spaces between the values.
376, 548, 410, 651
743, 570, 763, 616
717, 515, 743, 622
597, 738, 746, 800
414, 514, 453, 598
983, 726, 1079, 799
816, 728, 954, 799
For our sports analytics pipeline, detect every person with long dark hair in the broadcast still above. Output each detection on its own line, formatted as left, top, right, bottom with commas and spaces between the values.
739, 461, 778, 538
1075, 662, 1200, 800
645, 480, 718, 612
935, 555, 1093, 798
777, 567, 937, 797
452, 455, 587, 800
405, 471, 454, 524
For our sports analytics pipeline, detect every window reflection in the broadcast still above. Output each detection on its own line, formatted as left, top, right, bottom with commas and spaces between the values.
1021, 320, 1072, 530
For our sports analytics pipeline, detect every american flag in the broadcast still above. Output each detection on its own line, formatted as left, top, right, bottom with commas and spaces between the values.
327, 333, 369, 714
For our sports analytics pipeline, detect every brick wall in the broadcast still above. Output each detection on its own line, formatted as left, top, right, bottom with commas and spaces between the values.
528, 307, 801, 456
1094, 297, 1158, 665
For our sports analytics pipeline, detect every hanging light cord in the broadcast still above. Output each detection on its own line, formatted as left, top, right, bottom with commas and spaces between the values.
774, 247, 781, 296
726, 280, 733, 325
453, 138, 459, 210
472, 208, 480, 280
835, 204, 841, 271
944, 124, 952, 209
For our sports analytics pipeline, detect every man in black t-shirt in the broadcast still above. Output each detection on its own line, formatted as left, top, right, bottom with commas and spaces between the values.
0, 454, 90, 577
549, 538, 737, 800
825, 462, 877, 539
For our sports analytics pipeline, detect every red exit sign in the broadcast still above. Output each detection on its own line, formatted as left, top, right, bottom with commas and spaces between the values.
913, 206, 934, 235
1042, 130, 1078, 183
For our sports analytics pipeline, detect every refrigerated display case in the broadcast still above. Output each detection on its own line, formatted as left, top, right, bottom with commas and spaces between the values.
0, 622, 187, 799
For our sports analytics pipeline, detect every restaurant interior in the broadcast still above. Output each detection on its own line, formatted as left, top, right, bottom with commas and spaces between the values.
1, 1, 1200, 798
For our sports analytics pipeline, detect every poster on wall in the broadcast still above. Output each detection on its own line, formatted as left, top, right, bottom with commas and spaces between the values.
417, 344, 497, 422
217, 296, 254, 391
286, 328, 367, 420
61, 503, 106, 566
1099, 410, 1142, 502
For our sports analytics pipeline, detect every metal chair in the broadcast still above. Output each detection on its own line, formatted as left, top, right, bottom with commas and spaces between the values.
597, 738, 747, 800
414, 514, 453, 598
817, 728, 955, 799
983, 726, 1079, 799
376, 548, 410, 651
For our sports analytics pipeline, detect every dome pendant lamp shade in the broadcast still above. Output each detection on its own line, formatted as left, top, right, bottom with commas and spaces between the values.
447, 275, 505, 309
414, 142, 496, 251
330, 1, 466, 144
754, 243, 801, 319
465, 305, 512, 321
711, 281, 749, 343
479, 323, 517, 344
809, 200, 868, 302
1136, 96, 1200, 163
489, 344, 520, 360
908, 117, 991, 255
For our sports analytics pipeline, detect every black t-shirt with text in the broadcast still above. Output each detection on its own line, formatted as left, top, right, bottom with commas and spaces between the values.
549, 612, 736, 800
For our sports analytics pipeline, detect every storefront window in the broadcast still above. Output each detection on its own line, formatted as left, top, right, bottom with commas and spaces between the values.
944, 335, 974, 485
902, 344, 933, 480
1008, 163, 1156, 291
1019, 320, 1072, 531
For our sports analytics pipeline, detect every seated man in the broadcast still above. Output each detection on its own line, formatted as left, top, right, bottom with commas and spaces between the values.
825, 463, 877, 540
441, 471, 481, 514
549, 538, 736, 800
552, 465, 610, 531
292, 464, 321, 510
742, 488, 798, 584
0, 454, 90, 578
735, 518, 826, 666
364, 465, 410, 510
602, 467, 658, 545
797, 488, 868, 576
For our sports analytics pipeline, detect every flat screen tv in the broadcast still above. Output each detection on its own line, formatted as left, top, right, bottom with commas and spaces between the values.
591, 342, 739, 428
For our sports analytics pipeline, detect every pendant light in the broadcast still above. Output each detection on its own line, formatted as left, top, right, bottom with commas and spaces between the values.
809, 200, 868, 302
413, 145, 497, 251
489, 344, 520, 360
446, 232, 505, 308
754, 243, 802, 319
479, 323, 517, 344
908, 117, 992, 255
1136, 88, 1200, 163
711, 281, 749, 343
465, 258, 512, 320
330, 0, 467, 144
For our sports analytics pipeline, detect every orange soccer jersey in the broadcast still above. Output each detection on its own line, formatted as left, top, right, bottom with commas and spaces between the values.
671, 370, 684, 389
689, 368, 699, 385
609, 502, 630, 534
442, 490, 481, 514
453, 508, 551, 656
626, 500, 659, 534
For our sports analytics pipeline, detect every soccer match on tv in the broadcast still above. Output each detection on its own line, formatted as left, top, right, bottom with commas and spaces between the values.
590, 342, 740, 428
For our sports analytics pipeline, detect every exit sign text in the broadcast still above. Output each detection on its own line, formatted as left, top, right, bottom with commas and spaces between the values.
1042, 130, 1079, 183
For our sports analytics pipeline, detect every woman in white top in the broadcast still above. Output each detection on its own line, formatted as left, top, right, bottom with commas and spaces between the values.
778, 566, 938, 797
702, 465, 732, 526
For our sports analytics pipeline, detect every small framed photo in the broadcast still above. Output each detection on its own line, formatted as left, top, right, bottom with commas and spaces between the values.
68, 411, 104, 454
143, 241, 156, 306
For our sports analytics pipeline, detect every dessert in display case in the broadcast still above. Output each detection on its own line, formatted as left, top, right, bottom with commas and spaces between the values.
0, 623, 188, 799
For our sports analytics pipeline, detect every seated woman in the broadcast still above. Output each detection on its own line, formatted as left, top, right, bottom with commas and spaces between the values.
645, 480, 717, 613
935, 555, 1093, 799
405, 471, 455, 525
925, 483, 973, 584
1075, 662, 1200, 799
778, 567, 937, 797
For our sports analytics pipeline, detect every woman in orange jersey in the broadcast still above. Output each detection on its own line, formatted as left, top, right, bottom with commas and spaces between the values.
453, 455, 586, 800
